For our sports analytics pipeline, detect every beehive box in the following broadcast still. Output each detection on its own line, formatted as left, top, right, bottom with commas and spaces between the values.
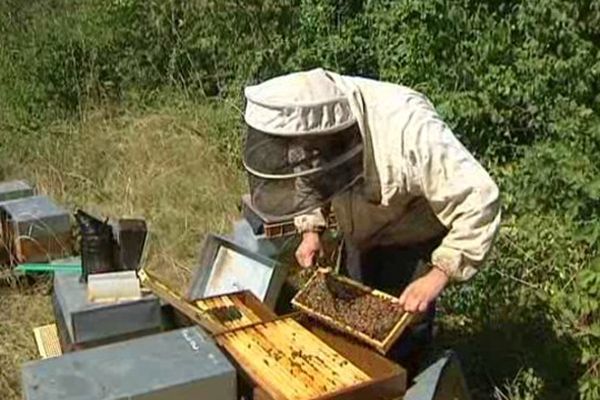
193, 291, 277, 331
216, 316, 406, 400
292, 270, 413, 354
22, 327, 237, 400
140, 269, 275, 335
53, 273, 161, 352
0, 195, 73, 263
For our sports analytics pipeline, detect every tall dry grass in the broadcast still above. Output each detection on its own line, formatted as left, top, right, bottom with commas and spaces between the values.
0, 281, 52, 400
7, 103, 244, 288
0, 102, 245, 398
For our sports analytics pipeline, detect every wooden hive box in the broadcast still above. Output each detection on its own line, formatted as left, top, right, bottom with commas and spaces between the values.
140, 269, 275, 334
215, 316, 406, 400
291, 269, 413, 354
192, 291, 277, 331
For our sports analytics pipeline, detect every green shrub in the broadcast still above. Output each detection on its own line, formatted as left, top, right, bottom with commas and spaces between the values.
1, 0, 598, 398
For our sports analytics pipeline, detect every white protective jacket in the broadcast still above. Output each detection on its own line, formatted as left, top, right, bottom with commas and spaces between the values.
293, 72, 501, 282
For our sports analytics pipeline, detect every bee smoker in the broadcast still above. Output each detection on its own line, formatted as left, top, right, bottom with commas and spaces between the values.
75, 209, 116, 282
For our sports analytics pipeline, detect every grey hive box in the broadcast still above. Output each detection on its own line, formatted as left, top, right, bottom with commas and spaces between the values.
22, 327, 237, 400
0, 195, 72, 263
53, 273, 161, 351
0, 180, 34, 202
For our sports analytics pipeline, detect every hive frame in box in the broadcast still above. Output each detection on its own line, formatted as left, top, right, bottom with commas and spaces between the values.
214, 314, 407, 400
140, 268, 276, 335
185, 234, 288, 309
292, 269, 414, 354
191, 290, 277, 332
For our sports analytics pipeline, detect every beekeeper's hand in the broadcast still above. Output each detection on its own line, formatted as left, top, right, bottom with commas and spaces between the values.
398, 268, 449, 313
295, 232, 323, 268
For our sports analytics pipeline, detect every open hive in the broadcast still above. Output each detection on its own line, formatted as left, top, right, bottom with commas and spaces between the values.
140, 269, 275, 334
216, 317, 404, 400
292, 270, 413, 354
193, 291, 275, 330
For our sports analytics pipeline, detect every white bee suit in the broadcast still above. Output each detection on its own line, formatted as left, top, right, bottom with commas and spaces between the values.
292, 70, 501, 282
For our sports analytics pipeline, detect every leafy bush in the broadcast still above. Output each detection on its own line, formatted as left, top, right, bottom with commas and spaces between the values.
1, 0, 598, 398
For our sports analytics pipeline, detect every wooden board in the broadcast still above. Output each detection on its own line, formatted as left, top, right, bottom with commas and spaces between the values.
33, 324, 62, 359
217, 318, 371, 400
292, 270, 414, 354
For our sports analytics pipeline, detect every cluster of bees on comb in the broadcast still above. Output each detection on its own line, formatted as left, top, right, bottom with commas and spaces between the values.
296, 273, 405, 341
207, 305, 243, 322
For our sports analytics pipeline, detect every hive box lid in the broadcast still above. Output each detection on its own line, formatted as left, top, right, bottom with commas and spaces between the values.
186, 234, 288, 309
0, 180, 34, 202
22, 327, 237, 400
0, 195, 70, 233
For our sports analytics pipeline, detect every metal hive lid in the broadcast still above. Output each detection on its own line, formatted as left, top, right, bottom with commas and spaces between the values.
0, 180, 34, 202
185, 234, 288, 309
22, 327, 236, 400
0, 195, 68, 222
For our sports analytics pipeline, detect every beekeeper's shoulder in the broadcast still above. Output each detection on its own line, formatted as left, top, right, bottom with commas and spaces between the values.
345, 76, 434, 114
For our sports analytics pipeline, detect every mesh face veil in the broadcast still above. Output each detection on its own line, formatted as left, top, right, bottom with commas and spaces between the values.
243, 124, 363, 219
242, 68, 364, 219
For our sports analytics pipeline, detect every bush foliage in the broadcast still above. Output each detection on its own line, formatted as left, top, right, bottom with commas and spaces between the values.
1, 1, 598, 398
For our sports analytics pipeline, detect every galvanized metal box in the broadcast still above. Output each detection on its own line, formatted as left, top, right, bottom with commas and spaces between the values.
0, 195, 72, 263
53, 273, 162, 351
0, 180, 34, 202
22, 327, 237, 400
186, 234, 288, 309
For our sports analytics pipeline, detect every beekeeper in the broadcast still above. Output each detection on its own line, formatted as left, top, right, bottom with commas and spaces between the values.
242, 68, 500, 367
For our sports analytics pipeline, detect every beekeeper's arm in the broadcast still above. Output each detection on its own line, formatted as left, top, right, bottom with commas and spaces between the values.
293, 207, 328, 267
418, 119, 501, 281
399, 118, 500, 312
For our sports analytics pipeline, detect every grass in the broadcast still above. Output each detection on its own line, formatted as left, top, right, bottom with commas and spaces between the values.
0, 101, 245, 399
0, 280, 52, 400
